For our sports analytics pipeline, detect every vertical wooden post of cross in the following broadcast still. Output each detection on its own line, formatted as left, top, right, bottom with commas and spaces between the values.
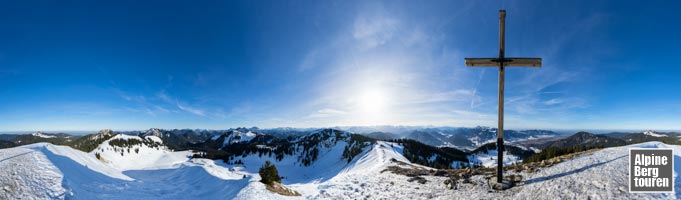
464, 10, 541, 187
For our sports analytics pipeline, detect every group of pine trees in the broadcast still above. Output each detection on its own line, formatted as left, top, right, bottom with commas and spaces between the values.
258, 160, 281, 185
390, 139, 468, 169
215, 136, 297, 162
341, 134, 375, 163
196, 129, 373, 167
453, 161, 484, 169
108, 138, 143, 147
69, 133, 116, 152
108, 137, 162, 149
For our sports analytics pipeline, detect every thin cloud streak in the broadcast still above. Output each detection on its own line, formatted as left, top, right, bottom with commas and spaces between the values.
176, 101, 206, 116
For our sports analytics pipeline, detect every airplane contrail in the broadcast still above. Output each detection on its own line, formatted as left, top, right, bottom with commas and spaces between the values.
470, 70, 485, 109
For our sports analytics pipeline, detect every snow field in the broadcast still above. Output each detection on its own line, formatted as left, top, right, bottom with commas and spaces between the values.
4, 137, 681, 199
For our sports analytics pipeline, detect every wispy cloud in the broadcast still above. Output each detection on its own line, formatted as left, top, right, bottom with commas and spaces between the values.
112, 88, 146, 103
156, 90, 207, 117
111, 87, 171, 116
543, 98, 563, 106
285, 2, 491, 127
352, 11, 399, 50
401, 89, 477, 105
153, 105, 171, 113
273, 2, 610, 128
305, 108, 349, 119
157, 90, 173, 103
318, 108, 347, 115
176, 101, 205, 116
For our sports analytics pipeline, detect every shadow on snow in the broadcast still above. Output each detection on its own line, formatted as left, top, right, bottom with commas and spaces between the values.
524, 155, 626, 185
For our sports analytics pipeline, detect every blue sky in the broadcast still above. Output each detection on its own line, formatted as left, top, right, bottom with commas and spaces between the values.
0, 0, 680, 131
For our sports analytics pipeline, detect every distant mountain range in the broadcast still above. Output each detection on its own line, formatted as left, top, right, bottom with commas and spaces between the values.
1, 127, 679, 170
540, 131, 627, 149
0, 127, 539, 169
0, 126, 561, 150
539, 130, 681, 150
347, 126, 561, 150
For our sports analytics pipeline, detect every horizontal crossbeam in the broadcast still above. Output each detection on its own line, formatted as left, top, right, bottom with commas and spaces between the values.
465, 57, 542, 67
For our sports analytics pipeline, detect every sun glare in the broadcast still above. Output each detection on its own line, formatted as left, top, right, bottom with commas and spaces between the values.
358, 89, 386, 115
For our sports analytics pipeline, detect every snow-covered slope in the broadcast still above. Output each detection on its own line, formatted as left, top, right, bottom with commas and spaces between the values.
92, 134, 191, 170
0, 138, 407, 200
231, 141, 412, 199
301, 141, 440, 199
302, 141, 681, 199
0, 143, 254, 200
0, 142, 268, 199
4, 138, 681, 199
342, 141, 412, 174
513, 142, 680, 199
228, 138, 361, 183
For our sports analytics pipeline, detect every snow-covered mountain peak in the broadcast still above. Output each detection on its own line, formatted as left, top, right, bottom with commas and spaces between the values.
213, 129, 258, 145
90, 129, 115, 140
341, 141, 411, 174
31, 131, 55, 138
233, 127, 257, 133
143, 128, 165, 138
643, 130, 666, 137
302, 128, 351, 140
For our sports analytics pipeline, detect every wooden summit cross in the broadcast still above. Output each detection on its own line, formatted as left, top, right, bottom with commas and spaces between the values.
464, 10, 541, 186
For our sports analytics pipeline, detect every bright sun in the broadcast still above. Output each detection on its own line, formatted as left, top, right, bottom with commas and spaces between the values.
358, 89, 386, 115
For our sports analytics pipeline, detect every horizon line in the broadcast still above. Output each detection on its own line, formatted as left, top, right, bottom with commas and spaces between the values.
1, 125, 678, 134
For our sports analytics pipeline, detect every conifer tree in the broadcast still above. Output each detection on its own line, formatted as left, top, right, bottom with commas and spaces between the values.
259, 160, 281, 185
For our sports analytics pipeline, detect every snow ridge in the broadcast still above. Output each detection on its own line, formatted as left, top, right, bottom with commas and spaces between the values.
644, 130, 667, 137
31, 132, 56, 138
